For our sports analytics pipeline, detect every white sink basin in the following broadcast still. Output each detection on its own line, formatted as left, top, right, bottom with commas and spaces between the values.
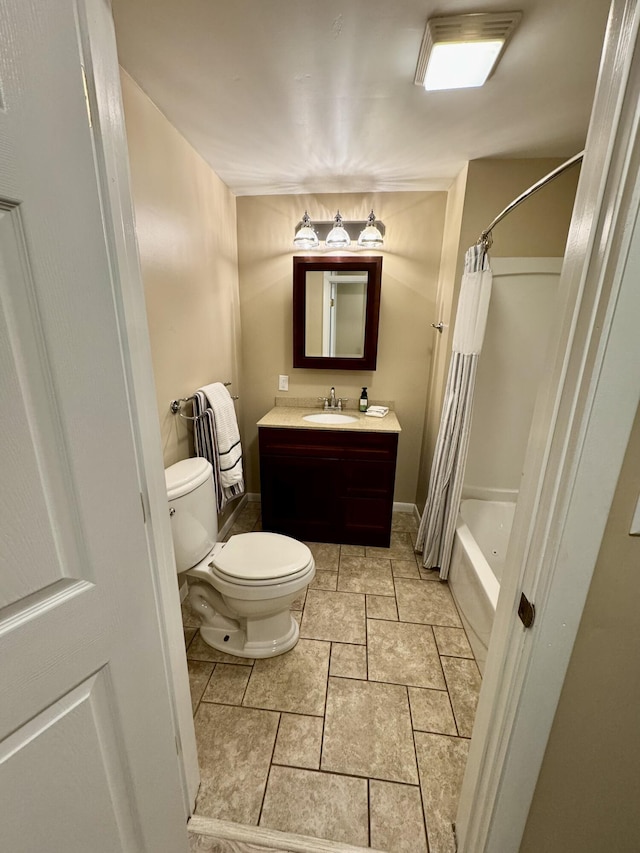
303, 412, 358, 425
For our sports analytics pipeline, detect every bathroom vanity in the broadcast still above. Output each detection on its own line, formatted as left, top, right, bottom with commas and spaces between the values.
257, 405, 401, 546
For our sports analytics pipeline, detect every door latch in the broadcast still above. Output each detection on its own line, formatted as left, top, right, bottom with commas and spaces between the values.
518, 592, 535, 629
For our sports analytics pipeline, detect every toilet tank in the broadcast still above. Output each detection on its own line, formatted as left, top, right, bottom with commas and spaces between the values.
165, 457, 219, 573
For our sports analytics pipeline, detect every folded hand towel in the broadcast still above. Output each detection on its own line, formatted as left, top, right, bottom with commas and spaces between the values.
365, 405, 389, 418
193, 383, 245, 511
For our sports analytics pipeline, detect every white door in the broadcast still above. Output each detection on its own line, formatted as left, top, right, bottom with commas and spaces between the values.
0, 2, 188, 851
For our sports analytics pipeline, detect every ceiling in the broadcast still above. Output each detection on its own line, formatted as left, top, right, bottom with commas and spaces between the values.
112, 0, 612, 196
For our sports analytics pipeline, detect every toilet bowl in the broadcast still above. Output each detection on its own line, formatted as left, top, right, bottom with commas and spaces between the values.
165, 457, 314, 658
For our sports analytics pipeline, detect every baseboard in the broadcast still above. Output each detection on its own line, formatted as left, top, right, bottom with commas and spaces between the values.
188, 815, 381, 852
246, 492, 261, 503
218, 494, 249, 541
392, 501, 416, 514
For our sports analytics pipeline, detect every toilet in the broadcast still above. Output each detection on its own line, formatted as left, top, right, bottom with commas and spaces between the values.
165, 457, 315, 658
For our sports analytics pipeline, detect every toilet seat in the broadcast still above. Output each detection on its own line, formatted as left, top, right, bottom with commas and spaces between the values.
211, 532, 313, 583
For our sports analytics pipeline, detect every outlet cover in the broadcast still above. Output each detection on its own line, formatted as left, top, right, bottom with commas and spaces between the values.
278, 374, 289, 391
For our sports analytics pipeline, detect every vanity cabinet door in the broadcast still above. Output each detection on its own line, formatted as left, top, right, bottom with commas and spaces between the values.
341, 460, 396, 546
260, 453, 341, 543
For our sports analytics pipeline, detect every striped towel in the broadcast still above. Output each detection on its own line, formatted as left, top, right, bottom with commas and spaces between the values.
193, 383, 245, 511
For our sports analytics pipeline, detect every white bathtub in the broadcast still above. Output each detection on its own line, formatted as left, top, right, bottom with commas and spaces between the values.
448, 499, 516, 674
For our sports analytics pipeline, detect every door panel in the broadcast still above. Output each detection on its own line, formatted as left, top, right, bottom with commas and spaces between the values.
0, 2, 187, 850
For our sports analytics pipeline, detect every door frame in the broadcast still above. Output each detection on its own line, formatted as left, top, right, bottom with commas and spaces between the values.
83, 0, 639, 843
458, 0, 640, 849
79, 0, 200, 812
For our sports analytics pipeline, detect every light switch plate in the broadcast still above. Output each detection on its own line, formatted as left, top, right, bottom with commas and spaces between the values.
278, 374, 289, 391
630, 491, 640, 536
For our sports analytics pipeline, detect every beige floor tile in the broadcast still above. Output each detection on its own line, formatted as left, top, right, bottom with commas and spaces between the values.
395, 578, 462, 627
309, 570, 338, 591
366, 532, 416, 560
366, 594, 398, 620
300, 589, 366, 645
441, 656, 481, 738
337, 555, 395, 596
367, 619, 446, 689
291, 611, 302, 627
391, 558, 421, 578
322, 677, 418, 784
187, 632, 255, 665
419, 567, 442, 581
187, 660, 214, 713
304, 541, 340, 571
202, 663, 251, 705
408, 687, 457, 735
433, 626, 474, 658
370, 780, 428, 852
260, 765, 369, 847
194, 703, 279, 824
330, 643, 367, 679
391, 512, 419, 533
184, 627, 197, 649
340, 543, 365, 557
415, 732, 469, 853
243, 638, 330, 716
272, 713, 323, 769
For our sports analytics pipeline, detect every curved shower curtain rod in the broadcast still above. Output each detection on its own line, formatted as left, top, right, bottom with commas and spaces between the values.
478, 150, 585, 249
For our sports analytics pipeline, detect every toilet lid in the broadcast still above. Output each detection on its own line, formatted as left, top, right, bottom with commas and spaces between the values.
212, 532, 312, 581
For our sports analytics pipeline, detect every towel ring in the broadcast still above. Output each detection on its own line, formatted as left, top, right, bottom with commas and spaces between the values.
170, 382, 239, 421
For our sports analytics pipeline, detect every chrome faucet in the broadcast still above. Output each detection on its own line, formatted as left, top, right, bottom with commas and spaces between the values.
317, 386, 348, 411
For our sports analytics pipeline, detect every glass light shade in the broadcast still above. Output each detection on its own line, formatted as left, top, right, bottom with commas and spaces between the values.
424, 40, 503, 90
293, 211, 319, 249
357, 210, 384, 248
325, 212, 351, 249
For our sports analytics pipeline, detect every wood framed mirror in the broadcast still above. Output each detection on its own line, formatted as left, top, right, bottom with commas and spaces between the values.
293, 256, 382, 370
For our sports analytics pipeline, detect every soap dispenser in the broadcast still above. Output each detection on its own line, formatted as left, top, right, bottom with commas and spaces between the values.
359, 387, 368, 412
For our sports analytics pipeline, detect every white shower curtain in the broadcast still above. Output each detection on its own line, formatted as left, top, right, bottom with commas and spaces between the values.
416, 243, 493, 579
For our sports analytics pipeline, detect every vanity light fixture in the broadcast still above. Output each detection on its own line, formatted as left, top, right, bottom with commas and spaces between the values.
293, 211, 385, 250
357, 210, 384, 248
293, 210, 319, 249
414, 12, 521, 91
325, 211, 351, 249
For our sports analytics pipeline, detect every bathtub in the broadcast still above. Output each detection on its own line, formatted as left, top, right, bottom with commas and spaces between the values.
448, 499, 516, 674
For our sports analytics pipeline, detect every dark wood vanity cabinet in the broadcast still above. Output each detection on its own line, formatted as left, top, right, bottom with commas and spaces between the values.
259, 427, 398, 546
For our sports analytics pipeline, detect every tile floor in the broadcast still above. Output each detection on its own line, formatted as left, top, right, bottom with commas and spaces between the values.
183, 502, 481, 853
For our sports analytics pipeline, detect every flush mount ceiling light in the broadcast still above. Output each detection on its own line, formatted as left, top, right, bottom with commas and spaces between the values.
293, 211, 319, 249
414, 12, 521, 91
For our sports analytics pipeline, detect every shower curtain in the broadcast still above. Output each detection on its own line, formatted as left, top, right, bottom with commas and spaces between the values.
416, 243, 493, 579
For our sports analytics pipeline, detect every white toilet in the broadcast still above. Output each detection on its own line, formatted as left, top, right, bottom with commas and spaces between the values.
165, 457, 315, 658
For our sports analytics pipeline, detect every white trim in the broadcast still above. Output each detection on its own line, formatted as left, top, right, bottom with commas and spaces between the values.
392, 501, 416, 513
457, 2, 640, 849
188, 816, 381, 853
79, 0, 199, 815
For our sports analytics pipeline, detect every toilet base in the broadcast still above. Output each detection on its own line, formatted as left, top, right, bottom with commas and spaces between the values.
198, 611, 300, 659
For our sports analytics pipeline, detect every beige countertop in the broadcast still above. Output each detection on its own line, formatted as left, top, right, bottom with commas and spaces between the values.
257, 405, 401, 434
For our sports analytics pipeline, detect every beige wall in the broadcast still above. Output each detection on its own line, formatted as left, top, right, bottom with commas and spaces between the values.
237, 192, 447, 503
417, 159, 579, 511
520, 403, 640, 852
121, 71, 241, 472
